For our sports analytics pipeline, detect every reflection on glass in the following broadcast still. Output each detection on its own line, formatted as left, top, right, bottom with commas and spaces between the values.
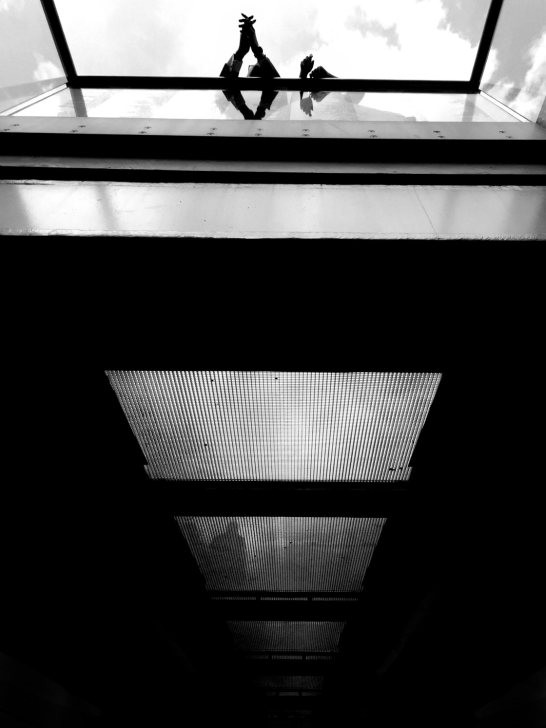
481, 0, 546, 122
0, 0, 65, 113
16, 87, 521, 122
177, 516, 386, 593
53, 0, 491, 79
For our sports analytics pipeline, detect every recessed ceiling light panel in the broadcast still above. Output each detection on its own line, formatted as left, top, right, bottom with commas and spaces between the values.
106, 371, 441, 482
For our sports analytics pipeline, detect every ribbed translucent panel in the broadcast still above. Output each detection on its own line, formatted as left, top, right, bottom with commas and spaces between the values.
256, 676, 325, 691
176, 517, 385, 592
106, 371, 441, 482
228, 621, 344, 653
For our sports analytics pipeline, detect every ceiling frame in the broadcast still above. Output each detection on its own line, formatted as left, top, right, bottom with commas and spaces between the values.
39, 0, 504, 94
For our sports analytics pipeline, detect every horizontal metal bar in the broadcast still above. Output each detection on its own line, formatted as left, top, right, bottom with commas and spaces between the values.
2, 119, 542, 165
74, 76, 473, 93
3, 159, 545, 186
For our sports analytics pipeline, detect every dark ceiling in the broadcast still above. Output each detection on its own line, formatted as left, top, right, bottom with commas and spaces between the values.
2, 239, 545, 728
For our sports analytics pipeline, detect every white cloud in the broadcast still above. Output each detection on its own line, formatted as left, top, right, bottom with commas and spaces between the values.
53, 0, 484, 79
508, 32, 546, 120
0, 0, 19, 12
32, 52, 63, 81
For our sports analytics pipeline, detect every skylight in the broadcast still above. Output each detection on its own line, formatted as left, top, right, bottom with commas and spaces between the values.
106, 371, 441, 482
176, 517, 386, 592
228, 621, 344, 653
53, 0, 492, 80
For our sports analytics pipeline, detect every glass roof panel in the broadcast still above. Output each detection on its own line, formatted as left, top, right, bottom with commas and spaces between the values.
255, 676, 325, 691
106, 371, 441, 482
53, 0, 492, 80
481, 0, 546, 122
177, 516, 385, 592
15, 88, 521, 122
0, 0, 65, 114
228, 621, 344, 653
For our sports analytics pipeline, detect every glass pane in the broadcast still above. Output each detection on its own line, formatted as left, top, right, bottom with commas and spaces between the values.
255, 676, 325, 691
482, 0, 546, 122
0, 0, 65, 113
53, 0, 492, 80
177, 517, 386, 592
228, 621, 344, 653
16, 87, 521, 122
106, 371, 441, 482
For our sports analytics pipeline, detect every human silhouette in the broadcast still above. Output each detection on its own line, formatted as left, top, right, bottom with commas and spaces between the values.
220, 14, 336, 120
209, 520, 248, 590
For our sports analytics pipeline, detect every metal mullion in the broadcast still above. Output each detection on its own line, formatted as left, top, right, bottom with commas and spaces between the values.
470, 0, 505, 90
40, 0, 77, 84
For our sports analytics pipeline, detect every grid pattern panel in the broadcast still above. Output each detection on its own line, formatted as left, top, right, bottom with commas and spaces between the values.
177, 516, 386, 592
228, 621, 344, 653
106, 371, 441, 482
255, 676, 325, 691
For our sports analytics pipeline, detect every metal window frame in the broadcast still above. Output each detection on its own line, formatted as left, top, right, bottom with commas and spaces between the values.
39, 0, 504, 94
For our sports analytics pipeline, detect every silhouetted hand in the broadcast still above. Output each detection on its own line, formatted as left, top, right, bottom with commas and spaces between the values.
239, 13, 261, 55
300, 54, 314, 78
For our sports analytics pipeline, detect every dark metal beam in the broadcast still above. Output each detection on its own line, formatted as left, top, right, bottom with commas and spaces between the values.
76, 76, 472, 93
153, 482, 409, 517
470, 0, 504, 90
40, 0, 77, 84
2, 159, 546, 186
3, 118, 543, 165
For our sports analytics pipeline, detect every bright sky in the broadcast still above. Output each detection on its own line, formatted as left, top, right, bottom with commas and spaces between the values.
1, 0, 544, 120
52, 0, 491, 79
